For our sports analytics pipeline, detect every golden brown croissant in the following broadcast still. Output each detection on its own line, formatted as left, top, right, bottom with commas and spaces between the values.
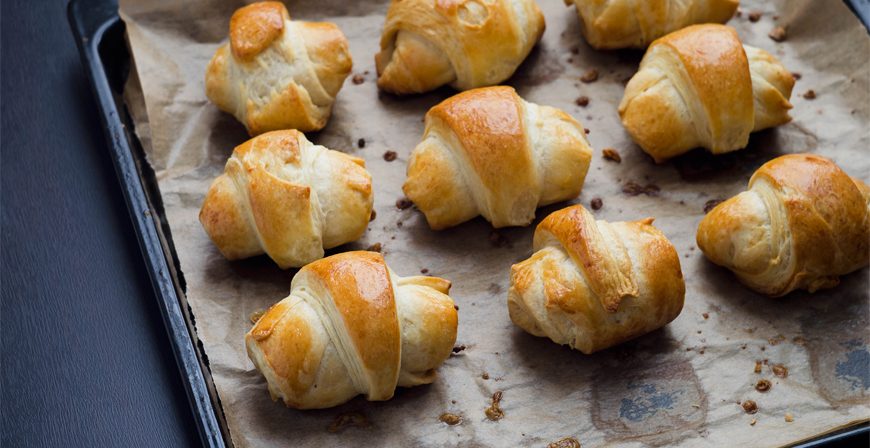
403, 86, 593, 230
619, 24, 794, 162
199, 130, 372, 269
565, 0, 739, 49
375, 0, 545, 94
697, 154, 870, 297
508, 205, 685, 354
246, 251, 458, 409
205, 2, 352, 135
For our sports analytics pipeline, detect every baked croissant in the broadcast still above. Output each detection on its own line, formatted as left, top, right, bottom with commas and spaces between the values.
375, 0, 545, 94
697, 154, 870, 297
246, 251, 458, 409
508, 205, 685, 354
403, 86, 593, 230
199, 130, 372, 269
565, 0, 739, 49
205, 2, 352, 135
619, 24, 794, 162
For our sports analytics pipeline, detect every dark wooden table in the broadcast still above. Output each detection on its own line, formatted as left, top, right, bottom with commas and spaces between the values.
1, 0, 200, 446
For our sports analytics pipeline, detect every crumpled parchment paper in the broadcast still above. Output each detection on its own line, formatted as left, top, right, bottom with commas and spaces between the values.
119, 0, 870, 446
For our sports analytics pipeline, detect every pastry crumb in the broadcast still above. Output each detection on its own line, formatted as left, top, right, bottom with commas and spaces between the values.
357, 138, 366, 148
748, 11, 762, 22
785, 413, 794, 423
439, 413, 462, 426
485, 391, 505, 421
421, 268, 429, 274
366, 242, 382, 253
702, 313, 709, 320
352, 74, 365, 85
452, 345, 466, 354
792, 72, 802, 80
482, 372, 490, 380
769, 26, 787, 42
803, 90, 816, 100
575, 96, 589, 107
602, 148, 621, 163
383, 150, 397, 161
547, 437, 581, 448
369, 210, 377, 221
750, 418, 757, 426
396, 198, 413, 210
755, 379, 772, 392
590, 198, 603, 210
772, 364, 789, 378
742, 400, 758, 414
622, 181, 660, 197
580, 69, 599, 83
584, 128, 590, 134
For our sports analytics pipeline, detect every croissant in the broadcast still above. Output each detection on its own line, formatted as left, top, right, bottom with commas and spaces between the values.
199, 130, 373, 269
246, 251, 458, 409
205, 2, 352, 135
565, 0, 739, 49
403, 86, 593, 230
619, 24, 794, 162
375, 0, 545, 94
697, 154, 870, 297
508, 205, 685, 354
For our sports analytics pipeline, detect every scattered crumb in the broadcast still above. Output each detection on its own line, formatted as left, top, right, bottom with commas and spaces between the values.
452, 345, 467, 354
750, 418, 757, 426
489, 230, 510, 248
755, 379, 772, 392
769, 26, 787, 42
421, 268, 429, 274
702, 313, 709, 320
622, 181, 660, 197
785, 413, 794, 423
584, 128, 590, 134
704, 199, 724, 213
397, 221, 403, 227
485, 391, 505, 421
451, 400, 457, 404
575, 96, 589, 107
249, 310, 266, 324
590, 198, 603, 210
357, 138, 366, 148
772, 364, 789, 378
580, 69, 599, 83
482, 372, 490, 380
792, 72, 802, 80
352, 74, 365, 85
602, 148, 622, 163
396, 198, 413, 210
697, 330, 702, 334
768, 335, 786, 346
439, 413, 462, 426
369, 210, 377, 221
742, 400, 758, 414
748, 11, 762, 22
803, 90, 816, 100
454, 304, 459, 311
366, 242, 382, 253
547, 437, 582, 448
327, 412, 369, 433
383, 150, 398, 161
755, 361, 763, 374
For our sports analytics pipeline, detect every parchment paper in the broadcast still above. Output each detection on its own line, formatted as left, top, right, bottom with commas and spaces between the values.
118, 1, 870, 446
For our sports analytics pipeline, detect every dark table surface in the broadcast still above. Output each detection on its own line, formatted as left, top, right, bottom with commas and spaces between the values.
2, 1, 869, 448
1, 0, 200, 446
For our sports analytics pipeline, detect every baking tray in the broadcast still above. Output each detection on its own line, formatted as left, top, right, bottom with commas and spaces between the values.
67, 0, 869, 446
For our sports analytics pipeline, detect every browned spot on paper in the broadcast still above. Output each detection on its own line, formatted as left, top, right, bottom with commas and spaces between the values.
439, 413, 462, 425
772, 364, 788, 378
327, 412, 369, 433
741, 400, 758, 414
548, 437, 582, 448
755, 379, 772, 392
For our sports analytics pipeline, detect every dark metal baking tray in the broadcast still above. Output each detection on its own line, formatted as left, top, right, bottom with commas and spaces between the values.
67, 0, 869, 446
